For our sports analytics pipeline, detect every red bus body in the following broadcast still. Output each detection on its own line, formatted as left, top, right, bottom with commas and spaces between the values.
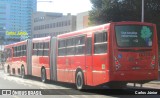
4, 21, 159, 88
4, 41, 28, 75
32, 37, 51, 80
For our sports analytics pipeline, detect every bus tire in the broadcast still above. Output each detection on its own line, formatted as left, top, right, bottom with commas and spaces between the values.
41, 68, 46, 83
21, 66, 25, 79
76, 71, 84, 90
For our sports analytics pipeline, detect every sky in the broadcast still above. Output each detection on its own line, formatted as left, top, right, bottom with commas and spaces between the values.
37, 0, 92, 15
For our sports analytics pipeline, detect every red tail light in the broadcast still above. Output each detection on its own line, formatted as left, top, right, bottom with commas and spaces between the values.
115, 57, 121, 71
151, 56, 155, 69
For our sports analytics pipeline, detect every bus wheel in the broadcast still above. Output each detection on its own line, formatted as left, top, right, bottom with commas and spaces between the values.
76, 71, 84, 90
41, 68, 46, 83
21, 66, 25, 78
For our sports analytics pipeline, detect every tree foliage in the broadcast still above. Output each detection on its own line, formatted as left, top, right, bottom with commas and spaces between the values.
89, 0, 160, 39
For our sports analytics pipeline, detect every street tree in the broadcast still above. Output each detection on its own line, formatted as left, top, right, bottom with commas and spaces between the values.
89, 0, 160, 39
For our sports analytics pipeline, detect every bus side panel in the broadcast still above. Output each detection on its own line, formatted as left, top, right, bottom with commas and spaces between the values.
92, 55, 109, 85
39, 56, 50, 79
57, 57, 66, 82
85, 55, 93, 85
72, 55, 85, 83
32, 56, 40, 77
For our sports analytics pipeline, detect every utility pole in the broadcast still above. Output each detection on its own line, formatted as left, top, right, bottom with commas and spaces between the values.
141, 0, 144, 22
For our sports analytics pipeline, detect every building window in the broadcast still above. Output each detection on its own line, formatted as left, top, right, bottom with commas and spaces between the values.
68, 20, 71, 26
47, 24, 49, 28
50, 23, 52, 28
52, 23, 55, 28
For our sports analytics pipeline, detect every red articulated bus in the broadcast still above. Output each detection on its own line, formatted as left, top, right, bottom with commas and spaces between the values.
4, 21, 159, 89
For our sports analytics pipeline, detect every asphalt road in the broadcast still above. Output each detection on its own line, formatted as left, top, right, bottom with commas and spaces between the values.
0, 70, 159, 98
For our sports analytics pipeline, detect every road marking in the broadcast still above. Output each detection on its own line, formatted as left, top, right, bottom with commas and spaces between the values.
13, 96, 20, 98
68, 95, 77, 98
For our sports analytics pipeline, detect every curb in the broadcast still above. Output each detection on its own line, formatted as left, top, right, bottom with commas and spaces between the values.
148, 81, 160, 85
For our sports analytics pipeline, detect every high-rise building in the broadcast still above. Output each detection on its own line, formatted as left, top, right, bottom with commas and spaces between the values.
0, 0, 37, 45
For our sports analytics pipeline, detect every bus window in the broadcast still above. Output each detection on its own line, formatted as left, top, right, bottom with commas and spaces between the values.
43, 42, 49, 56
13, 47, 18, 57
58, 40, 65, 48
94, 31, 107, 54
66, 38, 75, 55
38, 43, 43, 56
22, 45, 26, 56
58, 40, 66, 56
39, 43, 43, 49
86, 37, 92, 55
75, 36, 85, 55
17, 46, 21, 57
33, 43, 38, 56
75, 36, 85, 45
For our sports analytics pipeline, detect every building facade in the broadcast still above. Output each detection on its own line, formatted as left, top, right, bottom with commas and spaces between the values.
76, 11, 89, 30
0, 0, 37, 45
32, 12, 76, 38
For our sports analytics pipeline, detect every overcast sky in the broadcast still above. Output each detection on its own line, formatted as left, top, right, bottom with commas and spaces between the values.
37, 0, 92, 15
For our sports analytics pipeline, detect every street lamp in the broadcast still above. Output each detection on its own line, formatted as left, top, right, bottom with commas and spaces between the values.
141, 0, 144, 22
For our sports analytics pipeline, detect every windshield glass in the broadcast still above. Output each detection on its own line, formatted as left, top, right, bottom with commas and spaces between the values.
115, 25, 153, 47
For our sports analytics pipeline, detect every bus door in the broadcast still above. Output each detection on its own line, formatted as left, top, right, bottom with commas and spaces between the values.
85, 37, 93, 85
92, 31, 108, 85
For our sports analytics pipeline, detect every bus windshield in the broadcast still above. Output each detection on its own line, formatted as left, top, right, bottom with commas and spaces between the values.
115, 25, 153, 47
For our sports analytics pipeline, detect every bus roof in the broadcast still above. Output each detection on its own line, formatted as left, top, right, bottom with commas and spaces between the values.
32, 36, 51, 43
58, 23, 110, 38
4, 40, 28, 48
57, 21, 155, 39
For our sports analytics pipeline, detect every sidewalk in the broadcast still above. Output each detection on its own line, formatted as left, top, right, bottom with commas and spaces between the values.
149, 81, 160, 84
148, 71, 160, 85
